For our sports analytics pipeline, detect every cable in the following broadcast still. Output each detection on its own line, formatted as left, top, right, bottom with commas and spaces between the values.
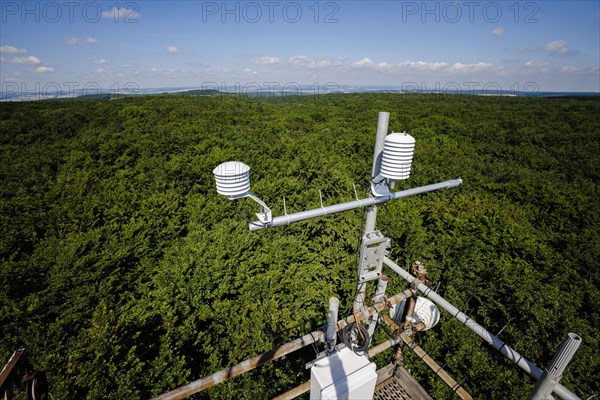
343, 203, 367, 322
352, 292, 365, 342
353, 203, 367, 280
343, 194, 372, 355
309, 331, 321, 358
342, 322, 370, 355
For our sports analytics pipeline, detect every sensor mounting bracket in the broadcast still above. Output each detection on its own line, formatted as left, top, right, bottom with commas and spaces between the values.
358, 231, 390, 282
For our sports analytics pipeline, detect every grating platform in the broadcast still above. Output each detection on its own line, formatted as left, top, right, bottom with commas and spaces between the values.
375, 376, 414, 400
374, 365, 433, 400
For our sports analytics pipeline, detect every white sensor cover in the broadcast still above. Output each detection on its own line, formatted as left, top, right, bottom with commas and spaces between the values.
412, 297, 440, 331
389, 296, 440, 331
213, 161, 251, 197
380, 132, 416, 181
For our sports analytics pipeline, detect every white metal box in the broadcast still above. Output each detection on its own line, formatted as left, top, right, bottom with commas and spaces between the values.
310, 347, 377, 400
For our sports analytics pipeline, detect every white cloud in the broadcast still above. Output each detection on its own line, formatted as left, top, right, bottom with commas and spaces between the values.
5, 56, 41, 64
94, 67, 105, 74
65, 37, 81, 46
242, 67, 258, 76
449, 62, 494, 73
251, 56, 280, 65
0, 45, 27, 54
560, 66, 584, 73
543, 40, 573, 55
287, 55, 343, 69
150, 67, 159, 72
288, 55, 308, 65
521, 40, 576, 56
65, 36, 98, 46
560, 66, 600, 74
351, 58, 449, 72
102, 7, 140, 19
241, 54, 507, 81
352, 57, 375, 68
166, 46, 178, 54
95, 59, 107, 65
523, 59, 549, 68
403, 60, 450, 71
491, 27, 505, 36
121, 64, 136, 68
34, 66, 55, 73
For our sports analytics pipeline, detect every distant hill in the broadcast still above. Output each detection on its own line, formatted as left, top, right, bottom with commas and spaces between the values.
2, 85, 598, 102
75, 93, 130, 100
175, 89, 222, 96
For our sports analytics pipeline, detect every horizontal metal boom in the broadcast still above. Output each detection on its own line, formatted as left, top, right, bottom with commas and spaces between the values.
383, 257, 580, 400
249, 178, 463, 231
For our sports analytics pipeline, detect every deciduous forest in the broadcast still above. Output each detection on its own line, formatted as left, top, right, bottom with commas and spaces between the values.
1, 93, 599, 399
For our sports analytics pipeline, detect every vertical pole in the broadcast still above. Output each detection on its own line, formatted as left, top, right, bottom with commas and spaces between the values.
369, 111, 391, 199
360, 205, 378, 320
393, 341, 404, 367
546, 333, 582, 378
528, 333, 582, 400
374, 275, 389, 301
367, 275, 390, 336
358, 112, 391, 332
326, 297, 339, 353
371, 112, 390, 180
365, 111, 389, 232
364, 206, 377, 233
0, 349, 26, 400
403, 298, 417, 329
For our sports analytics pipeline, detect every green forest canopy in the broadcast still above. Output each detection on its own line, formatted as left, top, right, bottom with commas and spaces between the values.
1, 93, 599, 399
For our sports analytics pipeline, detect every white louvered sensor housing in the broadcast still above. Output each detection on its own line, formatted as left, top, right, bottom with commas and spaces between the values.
213, 161, 251, 197
380, 132, 416, 181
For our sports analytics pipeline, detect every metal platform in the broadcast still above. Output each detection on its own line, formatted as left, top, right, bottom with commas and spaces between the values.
374, 364, 433, 400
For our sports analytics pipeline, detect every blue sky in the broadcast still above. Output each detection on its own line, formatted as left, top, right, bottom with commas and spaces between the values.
1, 1, 599, 94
